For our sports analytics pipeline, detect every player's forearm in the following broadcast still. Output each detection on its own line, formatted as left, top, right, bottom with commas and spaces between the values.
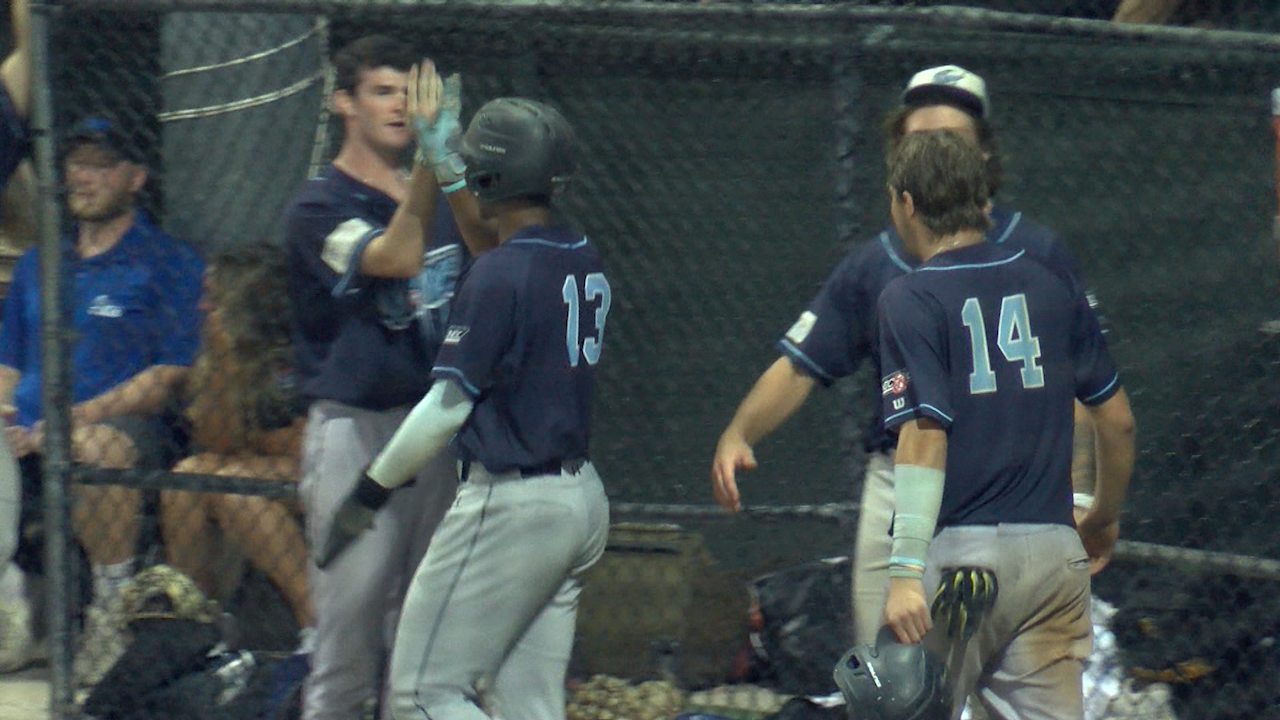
444, 188, 500, 256
77, 365, 188, 425
1086, 389, 1136, 527
367, 379, 473, 489
723, 357, 815, 447
360, 165, 439, 279
889, 419, 947, 579
1070, 401, 1097, 497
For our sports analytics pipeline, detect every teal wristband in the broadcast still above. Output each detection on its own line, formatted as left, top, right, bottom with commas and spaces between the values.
441, 179, 467, 195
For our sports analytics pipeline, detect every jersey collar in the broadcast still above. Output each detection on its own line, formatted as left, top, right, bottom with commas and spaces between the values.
505, 224, 585, 247
881, 205, 1020, 267
63, 210, 161, 263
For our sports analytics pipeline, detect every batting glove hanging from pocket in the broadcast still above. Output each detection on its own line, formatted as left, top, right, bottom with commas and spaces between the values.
314, 471, 393, 569
931, 566, 998, 645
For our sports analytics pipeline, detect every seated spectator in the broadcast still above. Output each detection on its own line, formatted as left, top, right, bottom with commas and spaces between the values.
0, 116, 204, 686
160, 242, 315, 651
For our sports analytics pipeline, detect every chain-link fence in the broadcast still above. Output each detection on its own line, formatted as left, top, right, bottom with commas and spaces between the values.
5, 1, 1280, 719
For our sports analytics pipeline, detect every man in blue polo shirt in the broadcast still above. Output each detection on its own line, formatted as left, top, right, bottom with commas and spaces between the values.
0, 0, 31, 674
0, 116, 204, 685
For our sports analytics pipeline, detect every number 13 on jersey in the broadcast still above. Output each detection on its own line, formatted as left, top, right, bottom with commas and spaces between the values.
961, 293, 1044, 394
563, 273, 612, 367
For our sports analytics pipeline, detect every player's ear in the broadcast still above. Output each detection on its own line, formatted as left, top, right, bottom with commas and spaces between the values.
901, 189, 917, 219
126, 164, 148, 194
332, 89, 354, 118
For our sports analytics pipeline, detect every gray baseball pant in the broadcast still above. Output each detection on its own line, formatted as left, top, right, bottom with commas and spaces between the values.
388, 461, 609, 720
0, 434, 18, 565
922, 524, 1093, 720
299, 400, 459, 720
851, 449, 895, 646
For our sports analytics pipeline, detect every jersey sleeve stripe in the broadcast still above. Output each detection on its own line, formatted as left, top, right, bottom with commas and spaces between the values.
884, 403, 954, 428
330, 225, 385, 297
777, 340, 836, 384
1080, 373, 1120, 406
431, 366, 483, 399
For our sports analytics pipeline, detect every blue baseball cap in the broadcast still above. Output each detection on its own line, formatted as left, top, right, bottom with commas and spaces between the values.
63, 117, 145, 164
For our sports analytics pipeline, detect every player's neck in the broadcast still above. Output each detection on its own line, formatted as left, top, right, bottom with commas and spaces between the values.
921, 229, 984, 263
497, 207, 554, 244
332, 142, 408, 202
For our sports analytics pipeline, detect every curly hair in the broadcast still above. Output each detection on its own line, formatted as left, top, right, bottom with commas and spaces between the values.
186, 242, 296, 454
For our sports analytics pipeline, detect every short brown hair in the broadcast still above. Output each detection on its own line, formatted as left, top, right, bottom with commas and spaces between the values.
886, 130, 991, 238
332, 34, 416, 94
884, 104, 1003, 198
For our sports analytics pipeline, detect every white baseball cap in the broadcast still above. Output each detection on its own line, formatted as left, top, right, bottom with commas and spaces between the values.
902, 65, 990, 119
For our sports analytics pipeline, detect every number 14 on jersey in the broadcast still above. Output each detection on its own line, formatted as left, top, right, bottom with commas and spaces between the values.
960, 294, 1045, 394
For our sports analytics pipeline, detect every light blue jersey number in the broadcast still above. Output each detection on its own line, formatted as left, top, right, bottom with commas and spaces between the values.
960, 294, 1044, 394
562, 272, 612, 367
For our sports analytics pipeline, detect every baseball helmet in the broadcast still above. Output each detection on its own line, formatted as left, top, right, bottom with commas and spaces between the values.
460, 97, 575, 204
833, 628, 952, 720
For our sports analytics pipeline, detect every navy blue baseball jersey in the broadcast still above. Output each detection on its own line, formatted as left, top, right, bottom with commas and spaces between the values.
779, 207, 1094, 453
0, 82, 29, 188
877, 243, 1120, 529
284, 164, 466, 411
433, 225, 610, 475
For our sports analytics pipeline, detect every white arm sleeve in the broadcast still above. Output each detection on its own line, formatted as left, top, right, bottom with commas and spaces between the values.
367, 380, 474, 489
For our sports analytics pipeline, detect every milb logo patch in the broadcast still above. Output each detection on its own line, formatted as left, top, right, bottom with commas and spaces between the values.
881, 370, 909, 397
785, 311, 818, 345
443, 325, 469, 345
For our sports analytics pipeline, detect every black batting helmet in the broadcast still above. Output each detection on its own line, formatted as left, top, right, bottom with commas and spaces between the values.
460, 97, 575, 204
833, 629, 952, 720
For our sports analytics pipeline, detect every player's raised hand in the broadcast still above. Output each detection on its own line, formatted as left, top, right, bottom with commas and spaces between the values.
711, 432, 757, 513
408, 60, 441, 131
884, 577, 933, 645
409, 60, 461, 169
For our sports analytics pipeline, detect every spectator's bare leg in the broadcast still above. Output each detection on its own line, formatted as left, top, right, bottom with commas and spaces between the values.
211, 457, 315, 628
162, 453, 227, 594
69, 423, 144, 687
71, 423, 141, 569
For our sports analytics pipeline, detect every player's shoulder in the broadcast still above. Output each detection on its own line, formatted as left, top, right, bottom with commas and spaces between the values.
877, 266, 928, 310
990, 207, 1062, 254
825, 226, 915, 288
283, 165, 364, 217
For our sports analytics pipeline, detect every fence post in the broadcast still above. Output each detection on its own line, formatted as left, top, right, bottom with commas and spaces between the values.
30, 1, 75, 717
833, 33, 865, 251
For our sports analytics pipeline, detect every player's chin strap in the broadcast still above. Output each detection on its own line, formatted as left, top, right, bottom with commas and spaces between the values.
368, 379, 475, 490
